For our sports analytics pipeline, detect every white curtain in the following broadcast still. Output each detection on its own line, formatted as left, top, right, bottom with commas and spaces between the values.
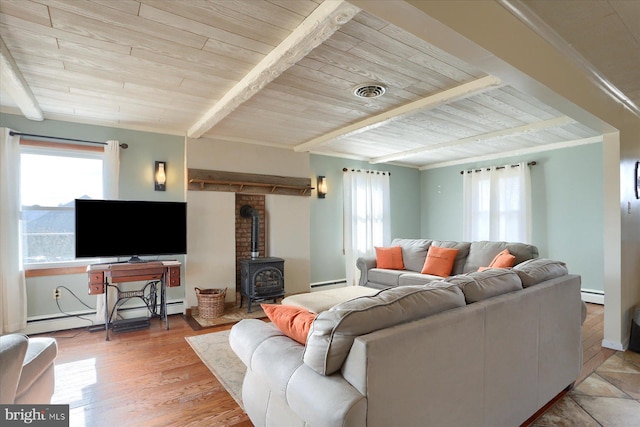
343, 170, 390, 286
95, 140, 120, 323
463, 162, 531, 243
103, 140, 120, 200
0, 128, 27, 333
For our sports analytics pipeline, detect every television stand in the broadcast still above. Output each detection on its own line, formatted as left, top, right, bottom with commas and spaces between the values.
87, 261, 181, 341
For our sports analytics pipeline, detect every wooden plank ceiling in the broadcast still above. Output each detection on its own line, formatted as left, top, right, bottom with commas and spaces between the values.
0, 0, 603, 168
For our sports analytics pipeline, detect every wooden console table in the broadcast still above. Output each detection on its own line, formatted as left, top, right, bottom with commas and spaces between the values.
87, 261, 181, 340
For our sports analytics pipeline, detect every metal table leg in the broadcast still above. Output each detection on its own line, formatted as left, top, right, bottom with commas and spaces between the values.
162, 277, 169, 330
105, 281, 110, 341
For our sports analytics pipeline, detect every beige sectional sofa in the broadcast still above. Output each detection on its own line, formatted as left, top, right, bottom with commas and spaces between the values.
357, 238, 539, 288
230, 254, 584, 427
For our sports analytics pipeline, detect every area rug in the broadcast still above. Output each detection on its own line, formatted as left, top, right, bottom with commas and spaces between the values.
185, 330, 245, 409
184, 305, 267, 330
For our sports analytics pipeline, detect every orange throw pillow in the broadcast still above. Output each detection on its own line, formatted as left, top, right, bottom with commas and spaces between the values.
261, 304, 317, 345
421, 246, 459, 277
478, 249, 516, 271
375, 246, 405, 270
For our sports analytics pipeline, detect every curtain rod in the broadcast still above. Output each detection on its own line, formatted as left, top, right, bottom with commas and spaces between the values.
9, 131, 128, 149
342, 167, 391, 176
460, 161, 536, 174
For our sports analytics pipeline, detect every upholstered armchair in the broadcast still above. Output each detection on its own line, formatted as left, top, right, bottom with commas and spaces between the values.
0, 333, 58, 404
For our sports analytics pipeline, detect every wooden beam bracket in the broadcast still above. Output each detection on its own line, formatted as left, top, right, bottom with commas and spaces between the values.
188, 169, 313, 197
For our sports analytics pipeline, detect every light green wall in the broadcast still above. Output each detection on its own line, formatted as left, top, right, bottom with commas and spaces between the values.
0, 110, 608, 316
419, 166, 464, 241
539, 143, 604, 292
0, 113, 185, 201
309, 154, 421, 284
420, 142, 605, 292
1, 113, 186, 319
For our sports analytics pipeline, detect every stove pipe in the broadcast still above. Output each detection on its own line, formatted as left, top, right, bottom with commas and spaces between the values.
240, 205, 260, 258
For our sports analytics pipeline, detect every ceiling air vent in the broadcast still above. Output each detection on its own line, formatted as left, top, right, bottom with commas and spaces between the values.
353, 83, 387, 98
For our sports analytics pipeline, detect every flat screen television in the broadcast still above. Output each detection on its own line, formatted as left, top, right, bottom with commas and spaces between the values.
75, 199, 187, 262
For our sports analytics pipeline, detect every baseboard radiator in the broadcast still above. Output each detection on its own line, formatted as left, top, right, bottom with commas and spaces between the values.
311, 279, 347, 289
581, 288, 604, 305
24, 299, 185, 335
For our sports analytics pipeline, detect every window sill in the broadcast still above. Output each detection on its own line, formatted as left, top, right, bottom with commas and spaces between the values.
24, 259, 109, 278
25, 265, 89, 278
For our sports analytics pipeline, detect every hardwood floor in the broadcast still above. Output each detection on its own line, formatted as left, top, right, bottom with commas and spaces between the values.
577, 303, 615, 385
45, 303, 612, 427
47, 316, 251, 427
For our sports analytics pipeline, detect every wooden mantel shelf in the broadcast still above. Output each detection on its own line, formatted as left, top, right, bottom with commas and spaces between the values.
188, 168, 314, 197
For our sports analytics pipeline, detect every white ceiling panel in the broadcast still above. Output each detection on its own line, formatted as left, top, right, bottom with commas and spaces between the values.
1, 0, 631, 168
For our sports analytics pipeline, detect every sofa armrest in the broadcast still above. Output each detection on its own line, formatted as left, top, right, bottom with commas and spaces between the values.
0, 334, 28, 404
229, 319, 284, 368
356, 256, 377, 286
231, 319, 366, 427
287, 364, 366, 427
15, 337, 57, 404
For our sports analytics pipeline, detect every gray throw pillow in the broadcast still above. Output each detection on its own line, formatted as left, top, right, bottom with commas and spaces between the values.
391, 238, 433, 272
513, 258, 568, 287
444, 269, 523, 303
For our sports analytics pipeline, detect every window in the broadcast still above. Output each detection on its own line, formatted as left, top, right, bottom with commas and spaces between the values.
462, 163, 531, 243
20, 143, 104, 265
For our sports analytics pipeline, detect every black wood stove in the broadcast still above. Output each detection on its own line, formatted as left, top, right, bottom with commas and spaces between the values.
238, 204, 285, 312
239, 257, 285, 312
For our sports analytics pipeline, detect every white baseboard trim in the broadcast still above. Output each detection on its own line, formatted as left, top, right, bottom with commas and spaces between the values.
602, 338, 628, 351
23, 299, 185, 335
581, 289, 604, 305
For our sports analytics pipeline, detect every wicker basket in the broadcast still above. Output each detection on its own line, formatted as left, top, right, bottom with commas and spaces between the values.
195, 287, 226, 319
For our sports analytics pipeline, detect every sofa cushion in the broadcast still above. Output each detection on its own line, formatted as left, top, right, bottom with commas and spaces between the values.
367, 268, 403, 287
281, 286, 380, 313
391, 238, 433, 272
444, 269, 523, 303
375, 246, 405, 270
431, 240, 471, 275
303, 284, 465, 375
513, 258, 568, 287
421, 246, 459, 277
398, 272, 445, 286
464, 241, 539, 273
261, 304, 318, 345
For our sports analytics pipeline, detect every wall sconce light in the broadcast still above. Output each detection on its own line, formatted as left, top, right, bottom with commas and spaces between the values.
317, 176, 327, 199
155, 161, 166, 191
